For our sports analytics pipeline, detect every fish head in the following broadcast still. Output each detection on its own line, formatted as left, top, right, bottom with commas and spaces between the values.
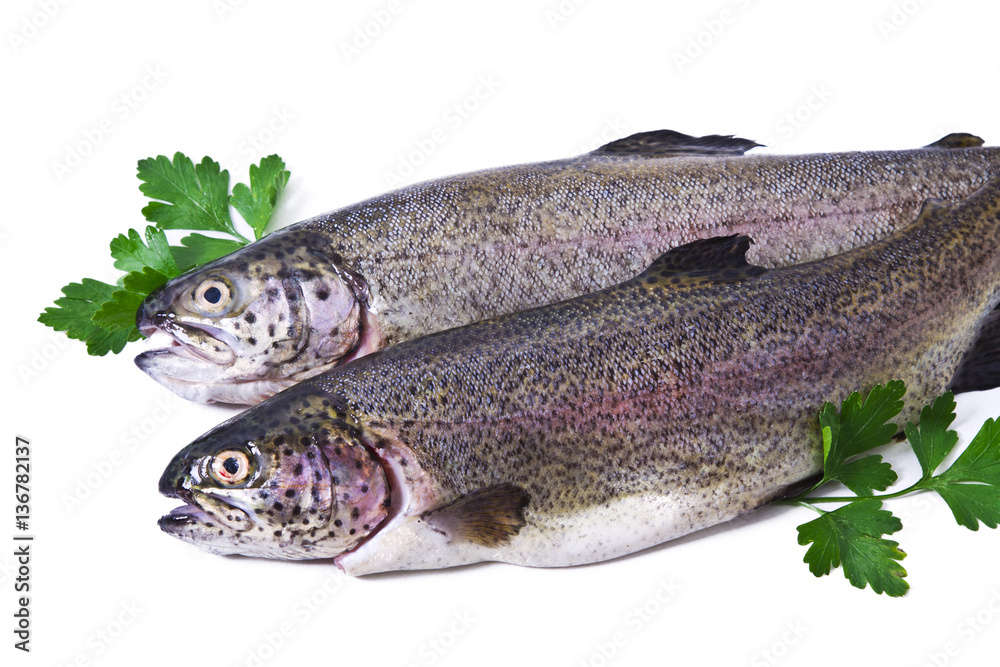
135, 227, 376, 404
158, 383, 390, 560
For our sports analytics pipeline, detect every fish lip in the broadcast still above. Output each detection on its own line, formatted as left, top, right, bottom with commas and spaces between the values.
138, 317, 238, 366
158, 504, 209, 529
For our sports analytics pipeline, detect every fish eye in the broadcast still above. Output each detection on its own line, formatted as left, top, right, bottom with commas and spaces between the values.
193, 279, 232, 314
210, 449, 252, 485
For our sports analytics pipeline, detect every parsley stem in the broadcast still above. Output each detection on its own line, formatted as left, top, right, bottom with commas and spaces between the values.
790, 479, 931, 505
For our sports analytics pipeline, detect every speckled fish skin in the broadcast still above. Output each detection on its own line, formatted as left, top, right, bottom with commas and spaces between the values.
158, 174, 1000, 574
137, 130, 1000, 404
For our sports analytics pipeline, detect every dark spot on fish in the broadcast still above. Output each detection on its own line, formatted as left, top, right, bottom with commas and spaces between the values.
317, 289, 330, 301
334, 519, 342, 527
355, 460, 362, 469
274, 502, 284, 512
349, 529, 356, 535
363, 524, 369, 530
283, 448, 293, 457
219, 529, 224, 535
328, 531, 336, 537
248, 337, 257, 346
274, 530, 283, 537
302, 518, 310, 525
306, 450, 315, 460
314, 471, 322, 481
361, 484, 369, 493
300, 437, 310, 446
285, 489, 296, 498
244, 312, 257, 324
293, 464, 303, 475
351, 507, 360, 520
268, 324, 275, 337
293, 506, 302, 516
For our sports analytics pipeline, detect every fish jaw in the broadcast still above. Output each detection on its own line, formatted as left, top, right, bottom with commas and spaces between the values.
158, 384, 391, 559
133, 226, 374, 404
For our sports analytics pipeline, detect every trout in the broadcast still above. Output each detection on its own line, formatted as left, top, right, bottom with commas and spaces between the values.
136, 130, 1000, 404
158, 176, 1000, 574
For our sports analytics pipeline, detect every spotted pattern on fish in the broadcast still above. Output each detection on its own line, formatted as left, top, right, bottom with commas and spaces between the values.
138, 130, 1000, 404
160, 175, 1000, 572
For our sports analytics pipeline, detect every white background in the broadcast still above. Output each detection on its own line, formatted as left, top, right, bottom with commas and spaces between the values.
5, 1, 1000, 666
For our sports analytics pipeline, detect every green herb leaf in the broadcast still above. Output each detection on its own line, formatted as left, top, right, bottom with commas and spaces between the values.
138, 153, 245, 242
905, 391, 959, 478
109, 226, 179, 277
924, 418, 1000, 530
93, 288, 148, 332
169, 233, 246, 273
935, 418, 1000, 486
828, 455, 898, 497
796, 500, 908, 596
820, 381, 906, 484
37, 279, 139, 355
932, 484, 1000, 530
41, 152, 290, 355
230, 155, 290, 240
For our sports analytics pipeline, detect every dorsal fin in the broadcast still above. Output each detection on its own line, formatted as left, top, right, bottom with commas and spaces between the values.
594, 130, 762, 157
925, 133, 984, 149
635, 235, 767, 286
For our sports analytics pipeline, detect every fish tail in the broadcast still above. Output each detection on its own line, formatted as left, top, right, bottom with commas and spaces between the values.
949, 309, 1000, 394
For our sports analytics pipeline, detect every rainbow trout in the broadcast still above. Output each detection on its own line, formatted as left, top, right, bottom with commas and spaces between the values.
158, 176, 1000, 574
136, 130, 1000, 404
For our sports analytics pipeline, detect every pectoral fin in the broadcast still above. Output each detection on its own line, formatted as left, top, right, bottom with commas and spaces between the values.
594, 129, 761, 157
420, 484, 530, 548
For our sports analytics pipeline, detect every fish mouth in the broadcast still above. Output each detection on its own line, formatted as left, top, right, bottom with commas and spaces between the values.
137, 316, 238, 367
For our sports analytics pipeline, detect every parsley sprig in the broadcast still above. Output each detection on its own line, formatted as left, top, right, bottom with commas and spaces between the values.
783, 381, 1000, 596
38, 154, 290, 356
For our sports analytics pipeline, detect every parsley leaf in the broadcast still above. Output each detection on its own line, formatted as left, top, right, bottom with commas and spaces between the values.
38, 279, 140, 355
39, 154, 290, 355
818, 381, 905, 494
138, 154, 245, 242
797, 500, 908, 596
905, 391, 959, 478
784, 381, 1000, 596
927, 418, 1000, 529
109, 226, 179, 277
231, 155, 290, 240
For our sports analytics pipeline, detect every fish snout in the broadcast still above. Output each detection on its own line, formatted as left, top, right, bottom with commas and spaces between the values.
136, 289, 175, 336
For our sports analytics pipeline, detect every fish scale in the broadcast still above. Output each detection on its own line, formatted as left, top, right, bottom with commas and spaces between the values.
160, 174, 1000, 573
137, 130, 1000, 404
